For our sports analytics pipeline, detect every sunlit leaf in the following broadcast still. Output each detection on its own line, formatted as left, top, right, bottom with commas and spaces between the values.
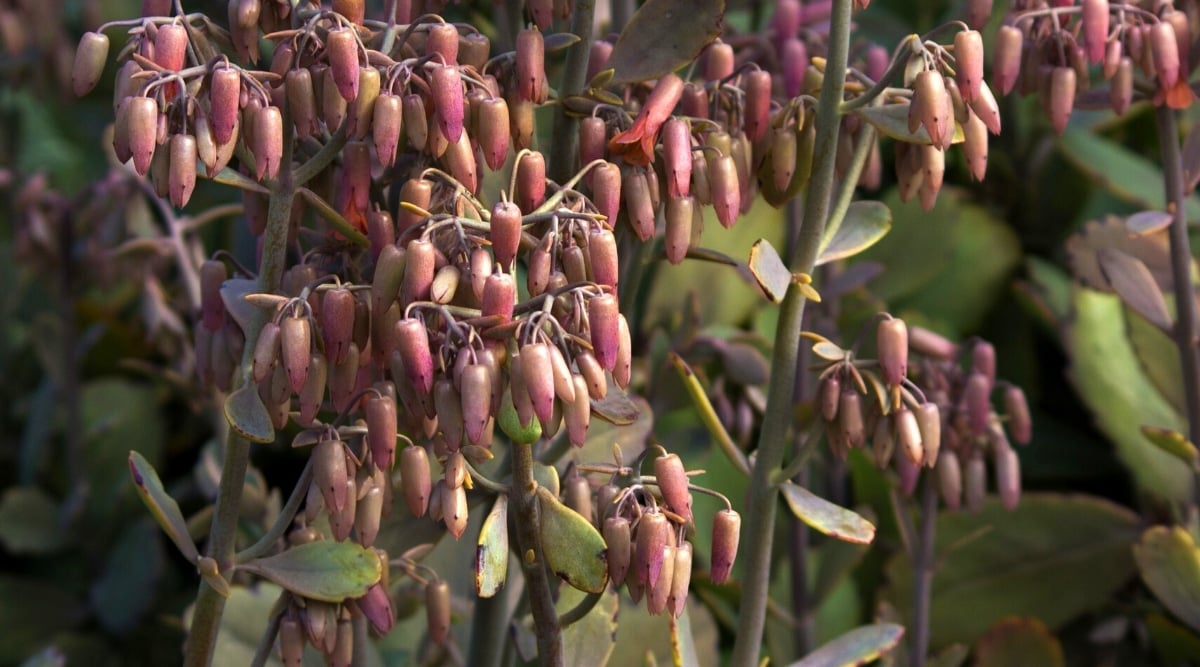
224, 384, 275, 444
780, 482, 876, 544
787, 623, 905, 667
536, 487, 609, 594
1135, 526, 1200, 633
128, 451, 199, 562
476, 495, 509, 598
817, 201, 892, 265
605, 0, 725, 85
973, 617, 1065, 667
238, 541, 381, 603
1140, 426, 1198, 463
748, 238, 792, 303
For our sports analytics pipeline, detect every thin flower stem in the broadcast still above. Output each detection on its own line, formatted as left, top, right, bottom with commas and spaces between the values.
235, 456, 315, 563
549, 0, 595, 183
909, 480, 938, 667
512, 440, 564, 666
184, 112, 299, 667
729, 1, 853, 665
1155, 105, 1200, 510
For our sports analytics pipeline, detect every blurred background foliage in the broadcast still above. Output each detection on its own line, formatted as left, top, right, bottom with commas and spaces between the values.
4, 0, 1200, 665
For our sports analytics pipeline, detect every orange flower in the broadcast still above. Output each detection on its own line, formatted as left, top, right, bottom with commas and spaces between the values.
609, 73, 685, 167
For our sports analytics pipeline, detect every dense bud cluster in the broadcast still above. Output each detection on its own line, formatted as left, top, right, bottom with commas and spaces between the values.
996, 0, 1194, 132
812, 317, 1032, 511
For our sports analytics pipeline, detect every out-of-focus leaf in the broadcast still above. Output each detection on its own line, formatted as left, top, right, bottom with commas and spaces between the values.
0, 487, 64, 554
224, 384, 275, 444
219, 278, 259, 335
1068, 289, 1190, 501
239, 541, 381, 603
973, 617, 1065, 667
884, 494, 1139, 648
787, 624, 905, 667
82, 379, 166, 520
591, 387, 641, 425
718, 341, 770, 386
927, 644, 969, 667
604, 0, 724, 85
128, 451, 199, 562
1066, 216, 1174, 292
533, 462, 561, 498
856, 189, 1019, 336
671, 605, 701, 667
780, 482, 876, 544
1058, 128, 1200, 221
1127, 210, 1174, 236
853, 104, 964, 145
17, 647, 65, 667
812, 535, 870, 608
536, 487, 608, 594
89, 520, 164, 634
1096, 248, 1172, 331
1135, 526, 1200, 633
0, 576, 78, 663
475, 495, 508, 598
817, 201, 892, 265
612, 598, 719, 667
1146, 613, 1200, 665
748, 238, 795, 303
543, 32, 582, 53
1140, 426, 1198, 463
1127, 301, 1186, 413
186, 584, 283, 667
560, 587, 619, 667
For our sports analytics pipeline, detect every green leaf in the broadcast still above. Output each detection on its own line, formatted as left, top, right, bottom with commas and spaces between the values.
89, 520, 165, 634
973, 617, 1065, 667
1147, 612, 1200, 665
224, 384, 276, 444
238, 541, 381, 603
884, 494, 1140, 648
560, 587, 619, 667
852, 104, 964, 145
604, 0, 725, 85
533, 462, 561, 498
0, 487, 64, 554
817, 201, 892, 266
210, 165, 269, 194
128, 450, 200, 562
186, 584, 284, 667
612, 597, 720, 667
747, 238, 793, 304
1127, 301, 1186, 414
475, 495, 509, 598
780, 481, 876, 544
1058, 128, 1200, 222
82, 379, 166, 521
1135, 526, 1200, 633
1068, 288, 1191, 501
536, 487, 609, 594
0, 576, 78, 663
787, 623, 905, 667
1141, 426, 1198, 463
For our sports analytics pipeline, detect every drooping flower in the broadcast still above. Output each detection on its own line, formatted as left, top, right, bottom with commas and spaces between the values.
609, 72, 685, 167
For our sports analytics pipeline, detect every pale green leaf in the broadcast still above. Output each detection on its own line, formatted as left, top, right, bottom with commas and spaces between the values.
780, 482, 876, 544
605, 0, 725, 85
238, 541, 381, 603
536, 487, 609, 594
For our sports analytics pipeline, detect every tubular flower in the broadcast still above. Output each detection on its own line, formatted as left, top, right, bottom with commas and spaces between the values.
608, 73, 684, 167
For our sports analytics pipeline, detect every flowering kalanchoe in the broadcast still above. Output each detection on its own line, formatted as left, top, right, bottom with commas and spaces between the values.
608, 72, 685, 167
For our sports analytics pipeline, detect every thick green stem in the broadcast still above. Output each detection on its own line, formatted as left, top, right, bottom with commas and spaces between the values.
184, 123, 298, 667
512, 441, 564, 666
1155, 106, 1200, 511
909, 480, 938, 667
549, 0, 595, 182
728, 2, 853, 665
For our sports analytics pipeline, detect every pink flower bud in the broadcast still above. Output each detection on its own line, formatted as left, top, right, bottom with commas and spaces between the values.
366, 393, 398, 470
576, 351, 607, 400
434, 378, 465, 450
314, 437, 349, 513
877, 317, 908, 385
893, 407, 923, 465
442, 130, 478, 194
635, 511, 669, 586
402, 238, 435, 304
1048, 66, 1075, 135
604, 516, 632, 585
1151, 21, 1180, 90
609, 73, 685, 167
430, 64, 464, 143
252, 105, 283, 179
397, 177, 432, 235
710, 509, 740, 584
1004, 385, 1032, 445
401, 444, 432, 517
654, 453, 692, 523
782, 37, 809, 98
565, 374, 590, 447
167, 133, 197, 208
426, 580, 451, 643
963, 453, 985, 512
668, 541, 693, 618
615, 315, 632, 389
1110, 56, 1133, 115
400, 93, 427, 151
592, 161, 622, 226
994, 445, 1021, 510
624, 169, 656, 241
516, 152, 547, 212
527, 236, 552, 296
350, 66, 380, 140
818, 374, 841, 422
515, 28, 546, 103
915, 403, 941, 467
252, 321, 280, 384
295, 351, 325, 424
972, 341, 996, 383
127, 96, 158, 176
910, 70, 949, 148
664, 195, 694, 265
444, 479, 469, 538
426, 22, 459, 64
490, 200, 522, 269
366, 210, 395, 263
589, 228, 619, 290
937, 449, 962, 510
964, 371, 992, 436
588, 293, 620, 371
73, 31, 110, 98
838, 390, 865, 448
199, 260, 227, 333
955, 30, 984, 104
461, 363, 493, 445
395, 318, 434, 394
1081, 0, 1109, 65
662, 118, 692, 199
711, 154, 741, 228
587, 39, 613, 83
327, 28, 359, 102
743, 70, 772, 143
478, 97, 510, 171
482, 271, 515, 324
321, 288, 355, 366
962, 109, 988, 181
521, 342, 557, 431
993, 26, 1023, 97
682, 83, 708, 119
281, 314, 312, 393
703, 39, 734, 81
648, 543, 676, 615
579, 116, 607, 174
